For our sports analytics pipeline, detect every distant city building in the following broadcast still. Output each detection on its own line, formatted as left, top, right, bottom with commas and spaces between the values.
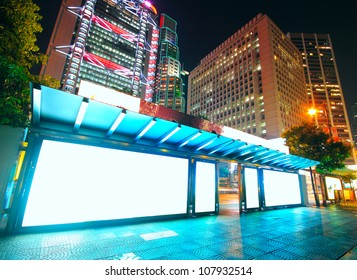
288, 33, 356, 165
40, 0, 185, 112
40, 0, 82, 82
154, 14, 185, 112
187, 14, 309, 139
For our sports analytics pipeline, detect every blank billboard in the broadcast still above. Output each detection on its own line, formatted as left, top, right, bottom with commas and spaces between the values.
22, 140, 189, 227
195, 161, 216, 213
263, 170, 301, 207
245, 167, 260, 209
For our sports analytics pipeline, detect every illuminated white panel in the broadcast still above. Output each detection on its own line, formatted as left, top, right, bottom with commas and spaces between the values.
263, 170, 301, 207
22, 140, 189, 227
195, 161, 216, 213
78, 80, 141, 112
325, 176, 342, 200
245, 168, 259, 209
221, 126, 289, 153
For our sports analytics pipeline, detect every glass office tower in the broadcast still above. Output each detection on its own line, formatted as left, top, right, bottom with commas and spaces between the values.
288, 33, 356, 164
154, 14, 185, 112
288, 33, 353, 144
188, 14, 309, 139
40, 0, 186, 112
63, 0, 158, 98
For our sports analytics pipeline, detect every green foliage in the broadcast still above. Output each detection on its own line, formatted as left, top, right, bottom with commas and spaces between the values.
32, 74, 60, 89
0, 0, 46, 70
340, 173, 357, 181
0, 0, 47, 127
0, 55, 30, 127
282, 122, 351, 174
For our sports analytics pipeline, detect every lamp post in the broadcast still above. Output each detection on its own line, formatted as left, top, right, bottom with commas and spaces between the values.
308, 104, 332, 138
308, 104, 333, 206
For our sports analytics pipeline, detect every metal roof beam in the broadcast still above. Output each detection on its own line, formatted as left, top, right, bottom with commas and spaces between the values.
106, 109, 126, 138
177, 131, 202, 148
207, 139, 235, 155
73, 98, 89, 133
235, 147, 270, 161
221, 142, 247, 157
134, 118, 156, 142
250, 150, 279, 163
194, 136, 218, 152
258, 153, 287, 164
231, 144, 257, 158
157, 124, 181, 145
269, 157, 292, 165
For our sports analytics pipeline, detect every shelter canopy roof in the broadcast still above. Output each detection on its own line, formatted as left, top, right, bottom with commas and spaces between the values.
30, 83, 319, 171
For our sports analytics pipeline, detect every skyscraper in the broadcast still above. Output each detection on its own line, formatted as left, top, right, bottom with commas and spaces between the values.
288, 33, 356, 165
187, 14, 309, 139
40, 0, 185, 112
154, 14, 185, 112
39, 0, 82, 82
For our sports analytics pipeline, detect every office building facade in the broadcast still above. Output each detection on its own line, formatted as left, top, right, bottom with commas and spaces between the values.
287, 33, 353, 145
40, 0, 185, 112
288, 33, 356, 165
154, 14, 185, 112
187, 14, 309, 139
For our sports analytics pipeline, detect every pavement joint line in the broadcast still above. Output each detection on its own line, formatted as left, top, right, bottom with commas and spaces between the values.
337, 244, 357, 260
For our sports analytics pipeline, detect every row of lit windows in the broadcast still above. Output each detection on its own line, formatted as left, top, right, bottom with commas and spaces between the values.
189, 19, 309, 136
90, 26, 136, 53
88, 42, 137, 70
192, 46, 258, 85
81, 62, 132, 87
191, 30, 259, 81
97, 2, 141, 32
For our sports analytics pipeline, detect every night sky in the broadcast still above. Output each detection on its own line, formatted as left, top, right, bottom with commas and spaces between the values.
33, 0, 357, 117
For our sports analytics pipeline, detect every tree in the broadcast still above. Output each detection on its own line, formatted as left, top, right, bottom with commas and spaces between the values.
0, 0, 46, 70
0, 0, 47, 127
33, 74, 60, 89
0, 55, 30, 127
282, 122, 351, 174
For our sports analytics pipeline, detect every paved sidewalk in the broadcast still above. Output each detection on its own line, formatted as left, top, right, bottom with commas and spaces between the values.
0, 206, 356, 260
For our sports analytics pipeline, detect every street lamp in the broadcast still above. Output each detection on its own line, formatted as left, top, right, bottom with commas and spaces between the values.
308, 104, 333, 206
308, 105, 332, 138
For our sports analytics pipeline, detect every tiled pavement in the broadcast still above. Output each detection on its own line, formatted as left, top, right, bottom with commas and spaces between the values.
0, 205, 356, 260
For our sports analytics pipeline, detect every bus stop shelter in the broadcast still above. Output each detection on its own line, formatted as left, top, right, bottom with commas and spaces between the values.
5, 83, 319, 233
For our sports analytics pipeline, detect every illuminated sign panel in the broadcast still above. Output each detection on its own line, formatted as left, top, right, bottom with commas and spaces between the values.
325, 176, 342, 200
245, 167, 260, 209
263, 170, 301, 207
195, 161, 216, 213
22, 140, 189, 227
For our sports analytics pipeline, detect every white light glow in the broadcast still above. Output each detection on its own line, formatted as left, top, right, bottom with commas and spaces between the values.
245, 168, 260, 209
195, 161, 216, 213
221, 126, 289, 153
263, 170, 301, 207
22, 140, 189, 227
78, 80, 141, 112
